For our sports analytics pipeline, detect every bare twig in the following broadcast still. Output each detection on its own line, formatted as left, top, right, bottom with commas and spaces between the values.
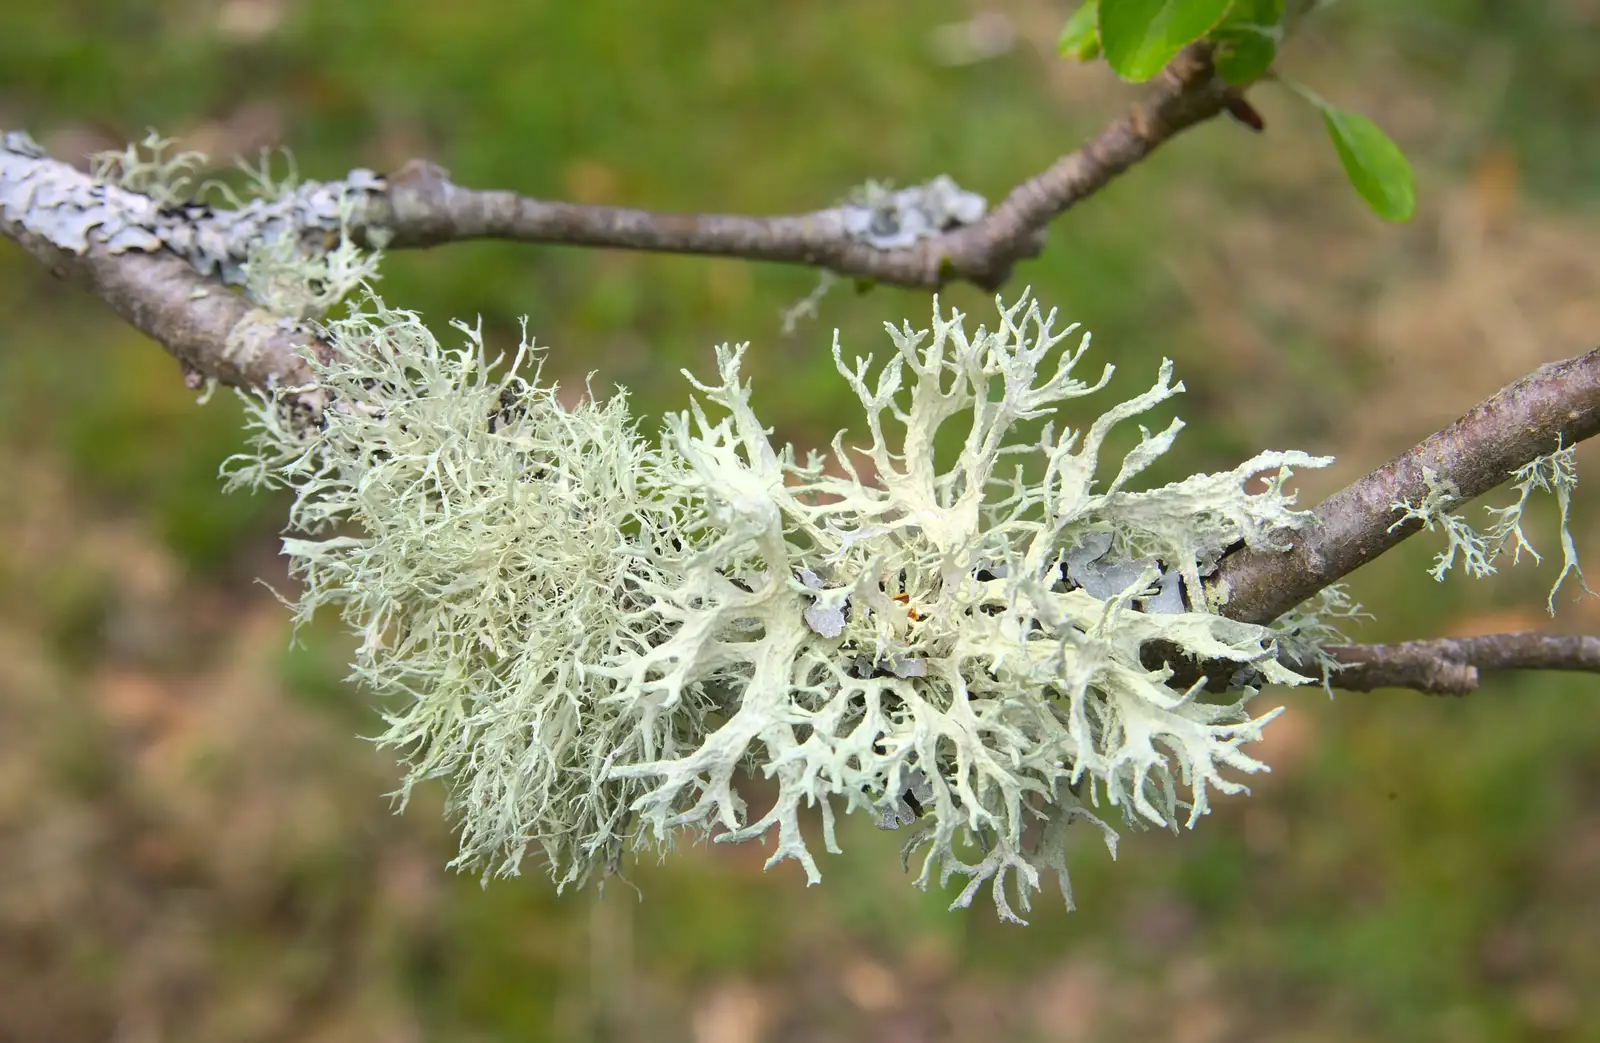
365, 46, 1231, 290
1317, 632, 1600, 695
1209, 345, 1600, 626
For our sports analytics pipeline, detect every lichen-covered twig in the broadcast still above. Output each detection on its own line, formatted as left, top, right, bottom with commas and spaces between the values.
2, 43, 1227, 396
1, 129, 348, 406
2, 45, 1229, 396
1209, 345, 1600, 626
2, 214, 326, 400
1316, 633, 1600, 695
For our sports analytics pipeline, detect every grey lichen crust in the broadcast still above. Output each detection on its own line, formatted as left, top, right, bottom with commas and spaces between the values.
0, 129, 386, 304
840, 176, 987, 249
227, 289, 1333, 922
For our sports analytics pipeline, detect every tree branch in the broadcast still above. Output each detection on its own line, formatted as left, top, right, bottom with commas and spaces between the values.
370, 46, 1230, 290
1209, 345, 1600, 626
1140, 346, 1599, 694
1316, 632, 1600, 695
13, 46, 1594, 700
1, 129, 334, 407
2, 46, 1229, 393
0, 215, 327, 398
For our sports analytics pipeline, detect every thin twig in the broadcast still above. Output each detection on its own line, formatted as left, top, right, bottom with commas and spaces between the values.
2, 46, 1230, 393
1141, 346, 1600, 693
365, 46, 1231, 290
1317, 632, 1600, 695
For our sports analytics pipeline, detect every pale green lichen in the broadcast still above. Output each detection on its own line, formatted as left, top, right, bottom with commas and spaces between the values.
89, 129, 209, 208
236, 187, 383, 320
226, 295, 684, 890
90, 134, 381, 319
1390, 440, 1592, 613
1267, 584, 1373, 695
228, 289, 1336, 921
90, 130, 304, 209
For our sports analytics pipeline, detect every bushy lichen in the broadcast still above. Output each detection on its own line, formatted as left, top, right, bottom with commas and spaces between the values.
1265, 583, 1373, 695
88, 129, 210, 208
226, 296, 687, 890
228, 289, 1335, 921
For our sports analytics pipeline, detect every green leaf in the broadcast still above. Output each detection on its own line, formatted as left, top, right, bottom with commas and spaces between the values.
1057, 2, 1101, 62
1321, 107, 1416, 222
1209, 0, 1282, 84
1100, 0, 1233, 82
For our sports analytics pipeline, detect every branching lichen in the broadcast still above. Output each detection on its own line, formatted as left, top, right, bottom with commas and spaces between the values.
228, 289, 1336, 921
1267, 584, 1373, 695
1391, 441, 1593, 613
88, 129, 210, 208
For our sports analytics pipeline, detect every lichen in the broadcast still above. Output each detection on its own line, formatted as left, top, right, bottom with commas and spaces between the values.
782, 174, 988, 333
1390, 440, 1593, 613
0, 129, 387, 306
840, 175, 987, 249
228, 288, 1335, 921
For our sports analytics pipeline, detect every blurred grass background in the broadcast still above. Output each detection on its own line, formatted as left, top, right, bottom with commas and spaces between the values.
2, 1, 1598, 1040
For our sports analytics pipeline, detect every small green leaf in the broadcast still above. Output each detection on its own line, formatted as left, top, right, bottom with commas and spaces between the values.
1209, 0, 1281, 83
1100, 0, 1233, 82
1321, 107, 1416, 222
1057, 2, 1101, 61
